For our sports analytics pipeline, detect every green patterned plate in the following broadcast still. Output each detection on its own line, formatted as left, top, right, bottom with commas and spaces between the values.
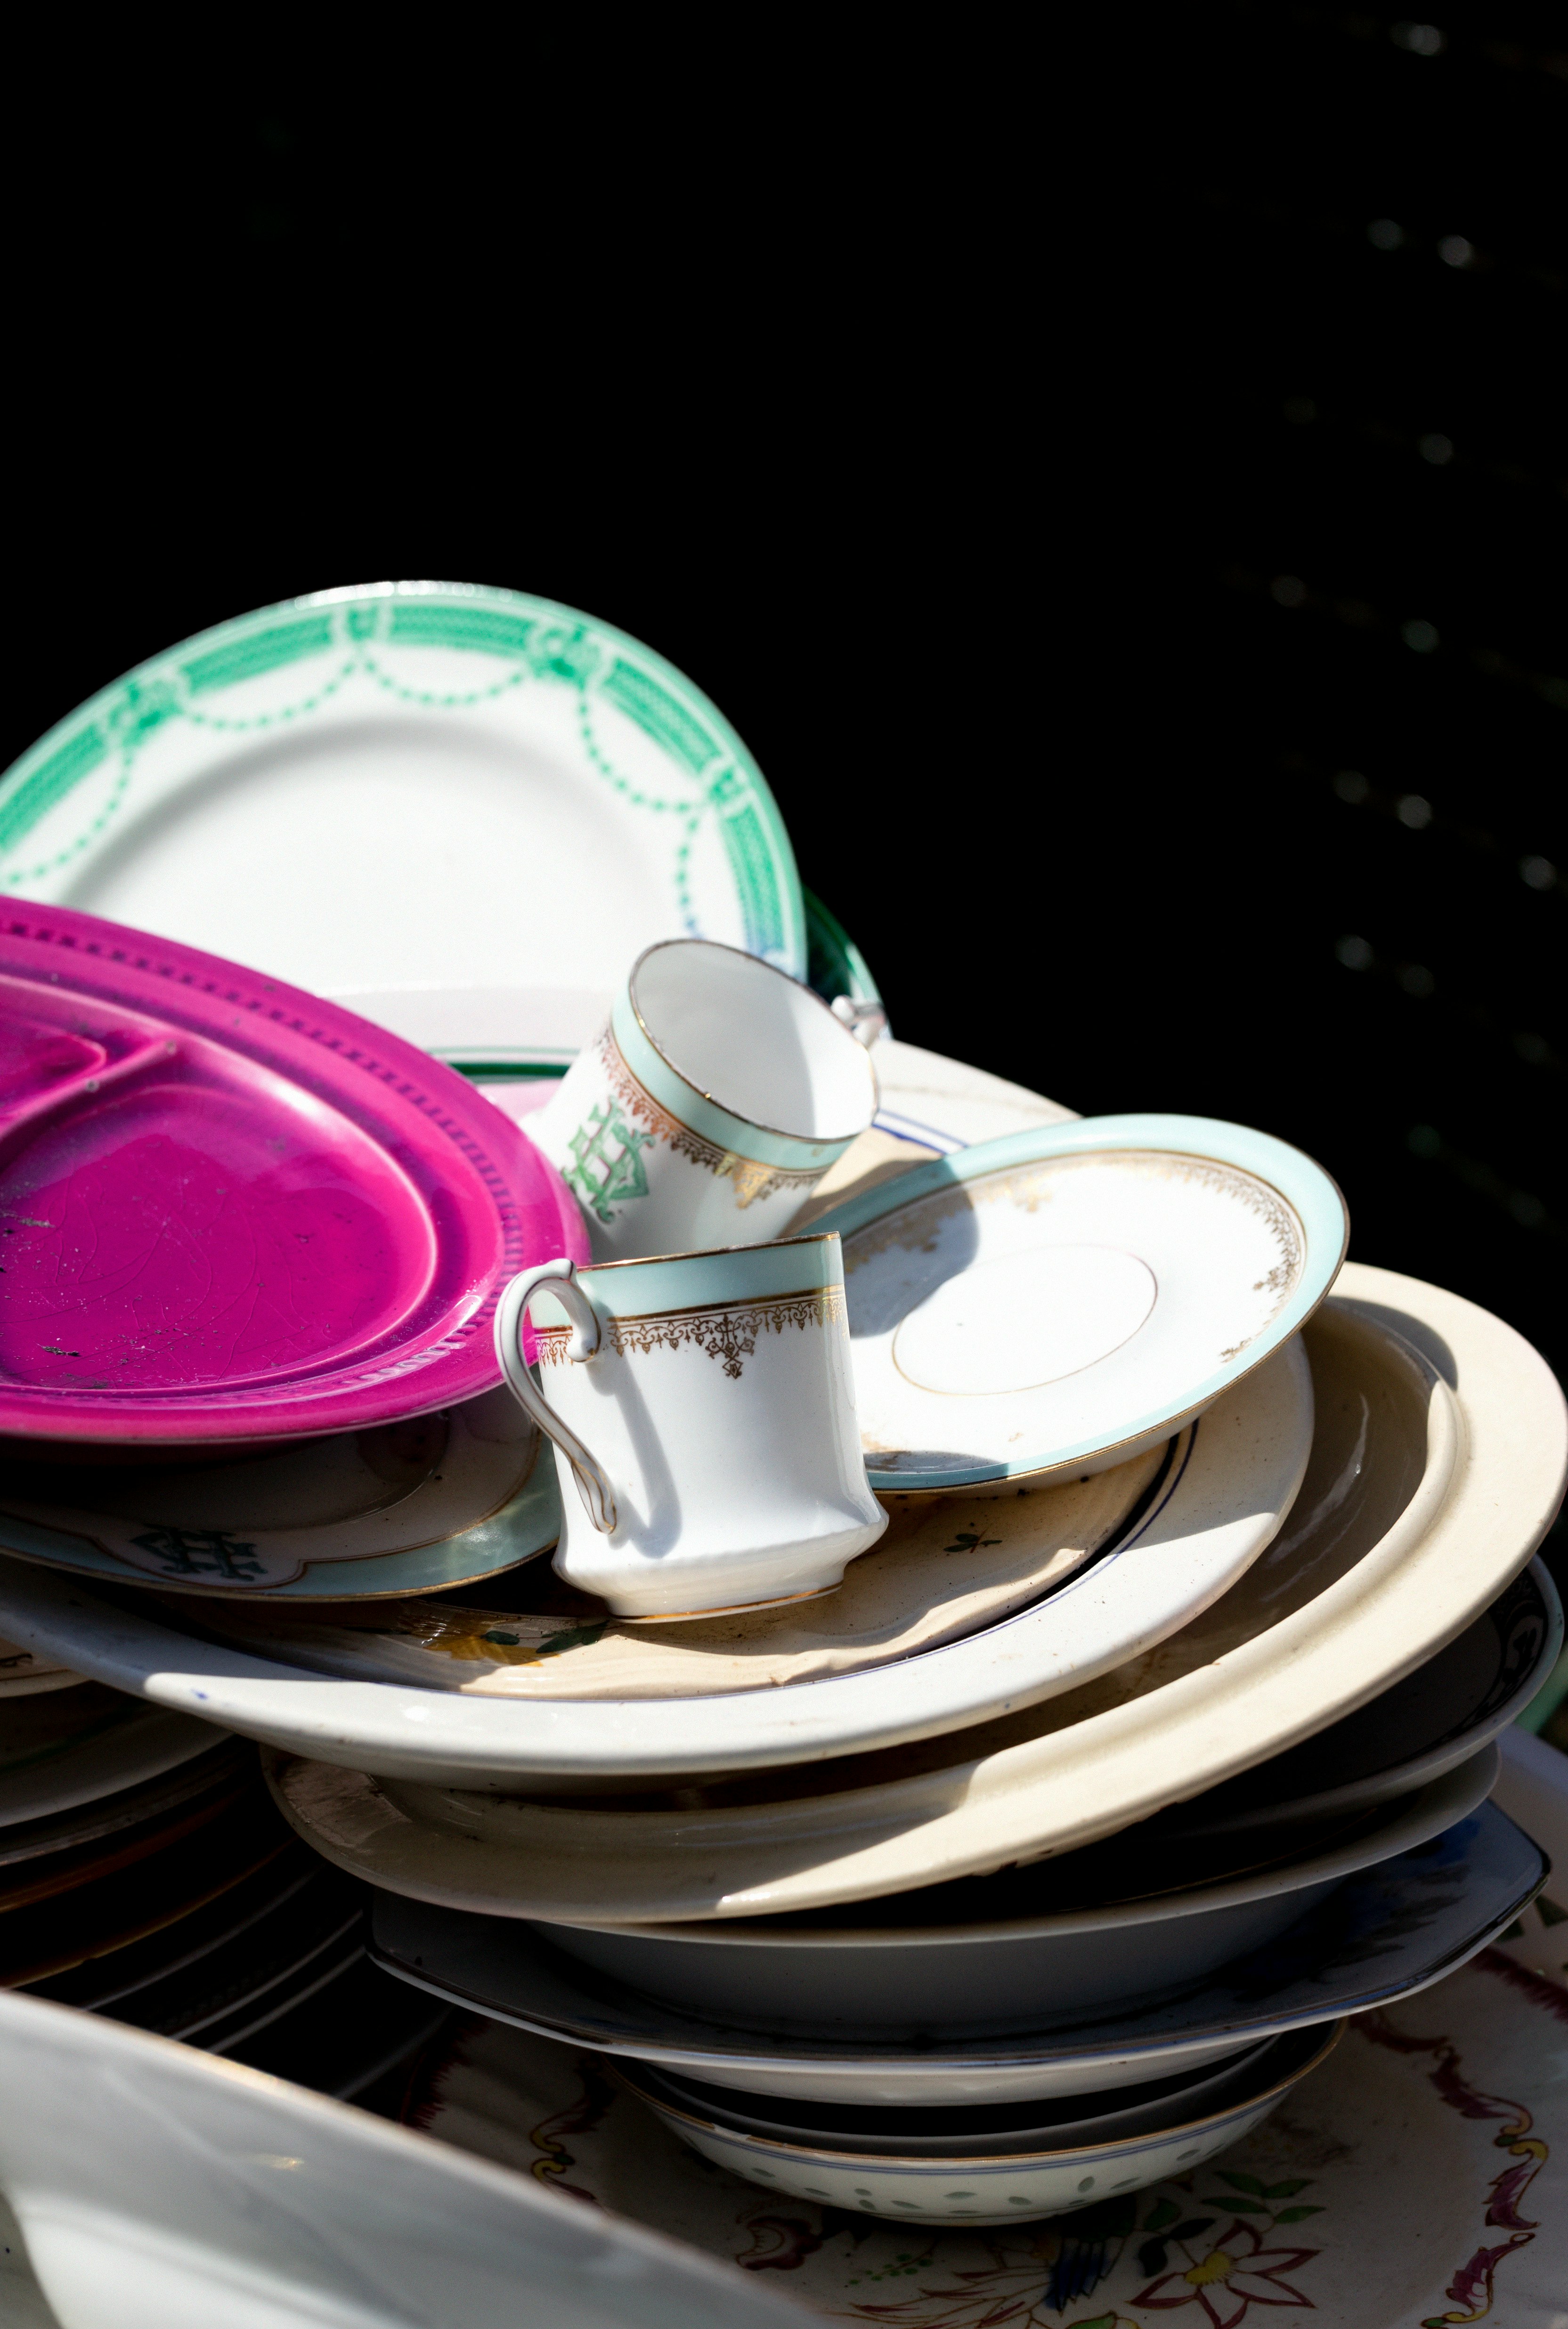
0, 583, 805, 1016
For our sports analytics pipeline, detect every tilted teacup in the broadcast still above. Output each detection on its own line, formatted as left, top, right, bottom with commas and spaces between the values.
527, 939, 878, 1261
493, 1233, 888, 1619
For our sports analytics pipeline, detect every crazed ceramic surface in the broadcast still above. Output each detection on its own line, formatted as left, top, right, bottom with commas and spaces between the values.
813, 1116, 1348, 1491
0, 581, 806, 1010
0, 903, 588, 1442
402, 1949, 1568, 2324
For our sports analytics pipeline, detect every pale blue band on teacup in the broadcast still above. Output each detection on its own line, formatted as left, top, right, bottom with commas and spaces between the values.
611, 990, 856, 1174
531, 1233, 843, 1329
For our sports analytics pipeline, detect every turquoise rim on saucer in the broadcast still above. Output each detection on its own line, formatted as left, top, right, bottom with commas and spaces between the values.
812, 1113, 1349, 1492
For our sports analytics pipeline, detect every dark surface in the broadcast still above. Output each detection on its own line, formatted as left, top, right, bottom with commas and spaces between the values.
5, 16, 1564, 1611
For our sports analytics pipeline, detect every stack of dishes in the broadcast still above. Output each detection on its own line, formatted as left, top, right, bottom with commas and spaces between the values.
0, 1681, 450, 2105
0, 584, 1563, 2236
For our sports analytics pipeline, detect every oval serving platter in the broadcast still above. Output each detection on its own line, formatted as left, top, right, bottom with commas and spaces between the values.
0, 903, 587, 1444
0, 582, 806, 1023
811, 1114, 1348, 1492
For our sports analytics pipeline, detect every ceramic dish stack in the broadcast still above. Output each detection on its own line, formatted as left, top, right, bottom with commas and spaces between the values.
0, 585, 1565, 2239
3, 1157, 1562, 2221
0, 1698, 451, 2109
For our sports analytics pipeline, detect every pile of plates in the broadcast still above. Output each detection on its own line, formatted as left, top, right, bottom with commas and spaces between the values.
0, 1675, 451, 2105
0, 584, 1564, 2244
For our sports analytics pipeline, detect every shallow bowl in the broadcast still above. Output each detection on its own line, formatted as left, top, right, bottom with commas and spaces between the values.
611, 2023, 1344, 2224
529, 1749, 1496, 2037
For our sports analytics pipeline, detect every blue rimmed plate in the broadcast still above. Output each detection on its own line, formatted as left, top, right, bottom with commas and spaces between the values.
811, 1114, 1349, 1493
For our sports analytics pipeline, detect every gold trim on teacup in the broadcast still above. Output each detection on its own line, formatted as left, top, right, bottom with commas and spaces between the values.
597, 1027, 824, 1209
536, 1286, 846, 1380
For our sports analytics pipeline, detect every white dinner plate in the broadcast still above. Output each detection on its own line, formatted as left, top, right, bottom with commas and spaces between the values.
0, 582, 806, 1010
366, 1797, 1543, 2104
812, 1114, 1348, 1491
0, 1390, 558, 1600
0, 1986, 813, 2329
0, 1336, 1312, 1788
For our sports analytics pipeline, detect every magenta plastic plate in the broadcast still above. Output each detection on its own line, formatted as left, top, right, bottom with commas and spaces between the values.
0, 905, 587, 1444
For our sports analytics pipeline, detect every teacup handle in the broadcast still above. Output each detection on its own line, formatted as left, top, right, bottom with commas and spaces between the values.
494, 1261, 618, 1534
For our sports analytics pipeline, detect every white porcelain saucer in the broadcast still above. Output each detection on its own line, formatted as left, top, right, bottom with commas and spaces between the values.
0, 1390, 558, 1599
0, 1336, 1313, 1788
812, 1114, 1348, 1491
367, 1798, 1544, 2106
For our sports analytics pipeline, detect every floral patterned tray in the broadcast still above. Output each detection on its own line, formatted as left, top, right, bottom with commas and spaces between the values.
402, 1948, 1568, 2327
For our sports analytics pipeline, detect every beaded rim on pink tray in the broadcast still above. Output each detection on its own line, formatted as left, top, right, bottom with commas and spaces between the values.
0, 904, 586, 1443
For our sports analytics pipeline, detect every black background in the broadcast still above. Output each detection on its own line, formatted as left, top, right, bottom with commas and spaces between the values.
5, 9, 1565, 1574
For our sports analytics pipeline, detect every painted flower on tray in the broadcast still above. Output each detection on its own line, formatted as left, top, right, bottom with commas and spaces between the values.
1133, 2220, 1320, 2328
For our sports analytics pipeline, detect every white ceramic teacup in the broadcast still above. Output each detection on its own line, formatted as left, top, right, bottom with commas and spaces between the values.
494, 1233, 888, 1620
527, 940, 878, 1261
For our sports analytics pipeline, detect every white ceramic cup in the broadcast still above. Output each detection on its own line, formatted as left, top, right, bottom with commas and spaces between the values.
493, 1233, 888, 1620
526, 940, 878, 1262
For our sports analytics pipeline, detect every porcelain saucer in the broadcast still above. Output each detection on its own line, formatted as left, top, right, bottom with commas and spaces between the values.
811, 1114, 1349, 1491
367, 1798, 1544, 2106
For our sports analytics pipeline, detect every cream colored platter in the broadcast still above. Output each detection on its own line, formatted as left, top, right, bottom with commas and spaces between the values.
232, 1267, 1563, 1918
0, 1335, 1312, 1787
0, 1391, 556, 1599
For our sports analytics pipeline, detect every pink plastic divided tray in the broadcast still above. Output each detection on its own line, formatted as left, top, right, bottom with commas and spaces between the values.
0, 904, 587, 1444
